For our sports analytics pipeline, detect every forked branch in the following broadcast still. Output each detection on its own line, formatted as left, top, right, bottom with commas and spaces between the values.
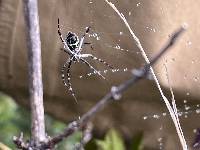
40, 26, 185, 149
14, 1, 186, 149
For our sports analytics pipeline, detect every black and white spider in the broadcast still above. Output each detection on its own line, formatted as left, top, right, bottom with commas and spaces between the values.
58, 18, 113, 102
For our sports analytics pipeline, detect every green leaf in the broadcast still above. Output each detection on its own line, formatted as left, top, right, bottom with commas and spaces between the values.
130, 132, 143, 150
85, 139, 98, 150
96, 129, 125, 150
0, 92, 90, 150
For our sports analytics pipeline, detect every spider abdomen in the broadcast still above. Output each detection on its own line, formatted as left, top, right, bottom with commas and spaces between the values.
65, 32, 79, 52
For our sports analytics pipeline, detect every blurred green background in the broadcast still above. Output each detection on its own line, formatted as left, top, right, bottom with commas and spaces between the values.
0, 92, 143, 150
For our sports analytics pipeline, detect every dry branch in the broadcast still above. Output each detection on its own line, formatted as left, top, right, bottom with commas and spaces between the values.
40, 26, 185, 149
104, 0, 188, 149
14, 1, 185, 149
14, 0, 46, 147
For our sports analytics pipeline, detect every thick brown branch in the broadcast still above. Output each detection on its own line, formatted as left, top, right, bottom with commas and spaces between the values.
23, 0, 45, 144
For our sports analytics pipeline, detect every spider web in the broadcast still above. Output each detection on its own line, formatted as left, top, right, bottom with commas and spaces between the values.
61, 0, 199, 149
84, 2, 141, 78
61, 0, 142, 80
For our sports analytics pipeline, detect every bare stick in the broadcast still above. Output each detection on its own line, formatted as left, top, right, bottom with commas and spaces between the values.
23, 0, 45, 144
13, 133, 29, 150
40, 27, 184, 149
164, 62, 185, 148
104, 0, 188, 149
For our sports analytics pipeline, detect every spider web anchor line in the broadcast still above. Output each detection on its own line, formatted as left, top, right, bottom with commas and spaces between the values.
89, 55, 114, 69
80, 58, 106, 80
79, 67, 129, 78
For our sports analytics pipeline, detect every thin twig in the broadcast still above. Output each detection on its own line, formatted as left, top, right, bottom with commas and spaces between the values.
23, 0, 45, 144
164, 62, 186, 148
13, 133, 29, 150
40, 26, 184, 149
193, 128, 200, 148
74, 122, 93, 150
104, 0, 188, 149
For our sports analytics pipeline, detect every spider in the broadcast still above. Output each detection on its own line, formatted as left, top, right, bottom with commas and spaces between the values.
58, 18, 113, 102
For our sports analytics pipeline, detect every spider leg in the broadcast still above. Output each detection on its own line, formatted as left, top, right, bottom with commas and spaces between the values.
57, 18, 68, 47
61, 58, 78, 102
84, 42, 94, 50
58, 18, 75, 55
77, 27, 91, 54
80, 58, 105, 80
84, 42, 91, 45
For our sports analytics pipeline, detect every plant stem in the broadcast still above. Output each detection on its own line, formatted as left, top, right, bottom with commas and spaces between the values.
23, 0, 45, 144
